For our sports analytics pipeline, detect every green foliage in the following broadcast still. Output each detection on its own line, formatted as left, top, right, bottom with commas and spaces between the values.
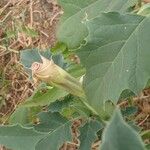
0, 125, 47, 150
48, 96, 73, 112
20, 49, 67, 82
23, 87, 68, 107
35, 121, 72, 150
141, 130, 150, 141
121, 106, 138, 116
9, 107, 41, 125
57, 0, 138, 48
77, 13, 150, 113
9, 107, 30, 125
79, 120, 103, 150
20, 49, 65, 69
35, 111, 69, 132
100, 109, 145, 150
0, 0, 149, 150
48, 95, 92, 117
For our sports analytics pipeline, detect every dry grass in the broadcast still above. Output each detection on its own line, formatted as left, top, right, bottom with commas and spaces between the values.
0, 0, 62, 149
0, 0, 61, 122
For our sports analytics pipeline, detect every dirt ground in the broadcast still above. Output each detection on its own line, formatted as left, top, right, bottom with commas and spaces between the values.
0, 0, 62, 149
0, 0, 61, 121
0, 0, 150, 150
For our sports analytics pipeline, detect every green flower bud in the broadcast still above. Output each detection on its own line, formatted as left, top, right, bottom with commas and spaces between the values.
31, 56, 85, 97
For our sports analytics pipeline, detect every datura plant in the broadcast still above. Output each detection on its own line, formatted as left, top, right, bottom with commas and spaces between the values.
0, 0, 150, 150
31, 55, 84, 98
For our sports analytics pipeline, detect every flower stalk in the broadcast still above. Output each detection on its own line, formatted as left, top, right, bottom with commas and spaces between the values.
31, 56, 85, 98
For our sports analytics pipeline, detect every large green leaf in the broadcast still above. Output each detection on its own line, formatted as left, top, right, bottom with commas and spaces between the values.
0, 125, 47, 150
48, 95, 92, 117
35, 111, 68, 132
35, 120, 72, 150
79, 120, 103, 150
100, 109, 145, 150
23, 87, 68, 107
57, 0, 138, 48
77, 13, 150, 113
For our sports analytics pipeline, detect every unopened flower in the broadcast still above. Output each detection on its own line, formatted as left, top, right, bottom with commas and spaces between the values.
31, 56, 85, 97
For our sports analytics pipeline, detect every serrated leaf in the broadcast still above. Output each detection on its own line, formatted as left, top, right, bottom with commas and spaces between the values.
77, 13, 150, 113
48, 96, 72, 112
48, 96, 92, 117
57, 0, 138, 48
35, 121, 72, 150
23, 87, 68, 107
20, 49, 44, 68
119, 89, 135, 100
100, 109, 145, 150
79, 120, 103, 150
35, 112, 68, 132
20, 49, 66, 69
0, 125, 47, 150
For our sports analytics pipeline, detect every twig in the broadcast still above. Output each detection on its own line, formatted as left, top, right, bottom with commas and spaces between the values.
0, 1, 11, 14
40, 30, 49, 38
0, 11, 12, 23
0, 45, 19, 53
138, 115, 149, 126
50, 11, 63, 26
29, 0, 33, 27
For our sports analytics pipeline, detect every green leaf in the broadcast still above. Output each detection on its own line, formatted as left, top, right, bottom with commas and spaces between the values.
20, 49, 44, 68
141, 130, 150, 140
100, 109, 145, 150
67, 63, 86, 78
9, 107, 30, 125
146, 144, 150, 149
121, 106, 138, 116
77, 13, 150, 113
51, 42, 67, 53
0, 125, 47, 150
57, 0, 138, 48
9, 107, 41, 125
35, 120, 72, 150
20, 49, 66, 70
48, 96, 72, 112
35, 112, 68, 132
119, 89, 135, 100
48, 96, 92, 117
79, 120, 103, 150
23, 87, 68, 107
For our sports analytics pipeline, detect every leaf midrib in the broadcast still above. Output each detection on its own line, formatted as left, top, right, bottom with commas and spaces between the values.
60, 0, 134, 30
86, 17, 145, 101
60, 0, 116, 28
